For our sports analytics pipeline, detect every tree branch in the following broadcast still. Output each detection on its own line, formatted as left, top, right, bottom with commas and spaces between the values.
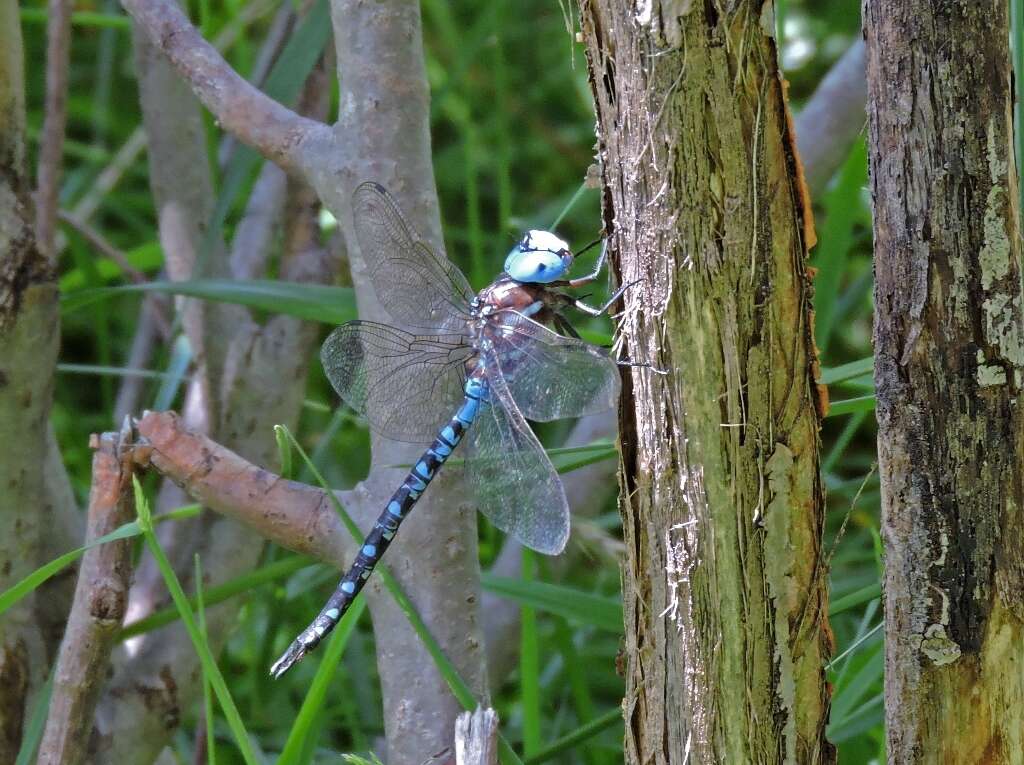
38, 422, 137, 765
120, 0, 329, 177
134, 411, 355, 567
35, 0, 73, 262
795, 39, 866, 196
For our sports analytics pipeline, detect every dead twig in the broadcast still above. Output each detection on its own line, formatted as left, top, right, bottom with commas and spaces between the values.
454, 708, 500, 765
37, 419, 138, 765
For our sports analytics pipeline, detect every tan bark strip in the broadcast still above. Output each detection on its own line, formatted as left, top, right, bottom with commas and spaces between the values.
38, 424, 137, 765
863, 0, 1024, 761
578, 2, 833, 762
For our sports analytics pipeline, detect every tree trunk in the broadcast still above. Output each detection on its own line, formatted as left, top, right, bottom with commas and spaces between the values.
578, 2, 833, 762
0, 0, 61, 759
863, 0, 1024, 760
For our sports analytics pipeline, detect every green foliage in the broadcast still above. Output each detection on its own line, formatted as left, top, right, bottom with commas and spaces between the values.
16, 0, 888, 760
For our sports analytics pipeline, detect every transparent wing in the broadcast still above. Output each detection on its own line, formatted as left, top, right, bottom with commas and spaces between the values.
321, 321, 474, 443
353, 182, 475, 333
488, 311, 620, 422
466, 365, 570, 555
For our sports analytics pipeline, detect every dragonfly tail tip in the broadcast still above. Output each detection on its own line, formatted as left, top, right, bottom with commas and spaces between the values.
269, 646, 303, 679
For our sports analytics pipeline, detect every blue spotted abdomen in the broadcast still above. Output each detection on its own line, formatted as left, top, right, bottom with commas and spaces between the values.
269, 373, 490, 677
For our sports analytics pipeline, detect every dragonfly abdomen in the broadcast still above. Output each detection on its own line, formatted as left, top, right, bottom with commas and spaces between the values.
270, 375, 490, 678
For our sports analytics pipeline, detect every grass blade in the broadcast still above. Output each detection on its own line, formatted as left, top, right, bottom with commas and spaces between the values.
481, 575, 622, 633
133, 478, 261, 765
520, 548, 541, 756
121, 555, 317, 639
61, 280, 356, 325
0, 522, 141, 617
523, 708, 622, 765
277, 598, 367, 765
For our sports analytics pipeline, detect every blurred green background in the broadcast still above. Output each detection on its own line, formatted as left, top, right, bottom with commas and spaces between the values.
18, 0, 883, 761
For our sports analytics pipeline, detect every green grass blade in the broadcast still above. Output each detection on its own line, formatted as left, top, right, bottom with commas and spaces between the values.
277, 598, 367, 765
827, 692, 884, 744
481, 575, 622, 633
14, 672, 54, 765
819, 356, 873, 385
195, 555, 217, 765
61, 280, 356, 325
523, 708, 622, 765
520, 549, 541, 756
153, 334, 192, 412
826, 395, 876, 418
121, 555, 317, 639
813, 139, 867, 352
19, 8, 131, 28
133, 478, 261, 765
552, 619, 603, 765
0, 522, 141, 617
829, 583, 881, 616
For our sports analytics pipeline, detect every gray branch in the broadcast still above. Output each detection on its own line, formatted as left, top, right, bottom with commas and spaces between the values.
794, 38, 866, 196
34, 0, 72, 262
120, 0, 329, 177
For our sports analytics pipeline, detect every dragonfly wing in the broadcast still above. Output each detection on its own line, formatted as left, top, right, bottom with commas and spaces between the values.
490, 311, 621, 422
353, 182, 475, 333
467, 365, 570, 555
321, 321, 473, 443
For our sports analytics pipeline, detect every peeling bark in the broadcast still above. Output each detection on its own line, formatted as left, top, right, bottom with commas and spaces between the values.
864, 0, 1024, 760
578, 2, 833, 762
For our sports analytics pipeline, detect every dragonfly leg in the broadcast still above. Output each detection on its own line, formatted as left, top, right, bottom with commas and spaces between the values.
553, 312, 583, 339
573, 279, 641, 317
617, 358, 670, 375
568, 239, 609, 288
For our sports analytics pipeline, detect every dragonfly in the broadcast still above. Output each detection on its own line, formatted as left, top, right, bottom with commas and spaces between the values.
270, 181, 629, 678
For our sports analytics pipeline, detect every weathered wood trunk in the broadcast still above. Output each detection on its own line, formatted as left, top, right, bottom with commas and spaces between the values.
578, 2, 833, 762
863, 0, 1024, 760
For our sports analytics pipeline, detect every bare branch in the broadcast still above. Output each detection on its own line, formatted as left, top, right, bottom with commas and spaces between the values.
34, 0, 72, 262
134, 411, 355, 566
795, 39, 867, 196
120, 0, 329, 177
58, 210, 148, 284
38, 423, 137, 765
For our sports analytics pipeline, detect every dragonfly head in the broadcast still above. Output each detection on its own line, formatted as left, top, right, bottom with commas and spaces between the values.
504, 230, 572, 284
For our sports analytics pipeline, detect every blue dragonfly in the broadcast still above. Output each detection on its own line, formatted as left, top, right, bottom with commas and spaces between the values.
270, 182, 628, 678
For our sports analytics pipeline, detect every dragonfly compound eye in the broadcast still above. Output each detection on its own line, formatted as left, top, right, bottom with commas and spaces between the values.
504, 230, 572, 283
